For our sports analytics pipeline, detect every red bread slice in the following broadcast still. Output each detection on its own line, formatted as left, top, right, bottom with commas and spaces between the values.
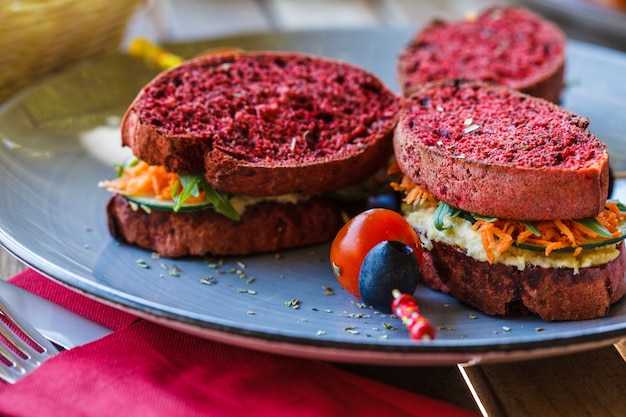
397, 6, 566, 102
421, 241, 626, 321
106, 195, 347, 257
393, 79, 610, 221
122, 51, 400, 197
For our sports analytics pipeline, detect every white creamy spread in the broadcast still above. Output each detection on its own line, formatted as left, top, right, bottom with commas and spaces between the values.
405, 205, 620, 274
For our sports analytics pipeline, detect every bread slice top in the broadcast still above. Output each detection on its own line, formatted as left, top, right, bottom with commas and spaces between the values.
397, 6, 566, 102
393, 79, 610, 221
121, 51, 400, 196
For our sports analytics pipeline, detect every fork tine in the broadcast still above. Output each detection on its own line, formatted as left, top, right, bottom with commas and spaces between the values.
0, 325, 38, 383
0, 294, 59, 383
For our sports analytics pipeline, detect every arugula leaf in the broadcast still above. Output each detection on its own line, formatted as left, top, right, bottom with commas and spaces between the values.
171, 174, 240, 220
200, 178, 241, 221
449, 207, 463, 219
472, 214, 497, 222
115, 156, 140, 178
572, 217, 613, 238
172, 175, 202, 212
434, 201, 455, 231
115, 163, 125, 178
522, 221, 541, 237
179, 175, 201, 197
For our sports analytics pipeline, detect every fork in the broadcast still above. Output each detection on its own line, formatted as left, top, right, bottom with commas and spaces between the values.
0, 294, 59, 383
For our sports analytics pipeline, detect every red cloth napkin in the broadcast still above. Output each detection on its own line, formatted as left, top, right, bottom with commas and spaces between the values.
0, 269, 479, 417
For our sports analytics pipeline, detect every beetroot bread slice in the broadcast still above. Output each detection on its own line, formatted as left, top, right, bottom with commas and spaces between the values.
393, 79, 610, 221
122, 51, 400, 197
106, 194, 347, 257
397, 6, 566, 102
421, 241, 626, 321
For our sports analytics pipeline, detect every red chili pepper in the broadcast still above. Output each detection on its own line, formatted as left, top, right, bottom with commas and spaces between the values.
391, 289, 436, 341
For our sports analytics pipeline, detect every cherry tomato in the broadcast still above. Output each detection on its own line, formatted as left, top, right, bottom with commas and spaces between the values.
330, 208, 423, 299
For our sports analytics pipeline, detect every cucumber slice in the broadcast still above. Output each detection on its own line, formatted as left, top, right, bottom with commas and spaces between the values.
514, 234, 626, 253
513, 216, 626, 253
125, 195, 212, 212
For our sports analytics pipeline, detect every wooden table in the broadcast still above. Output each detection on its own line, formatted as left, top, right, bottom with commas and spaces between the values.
3, 1, 626, 415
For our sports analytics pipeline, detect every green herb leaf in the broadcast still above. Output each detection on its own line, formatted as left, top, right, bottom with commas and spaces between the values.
115, 156, 140, 178
434, 201, 454, 231
114, 163, 124, 178
126, 156, 140, 168
471, 214, 497, 222
172, 175, 201, 212
179, 175, 201, 197
170, 174, 239, 220
573, 217, 613, 238
449, 207, 463, 219
522, 221, 541, 237
200, 178, 241, 221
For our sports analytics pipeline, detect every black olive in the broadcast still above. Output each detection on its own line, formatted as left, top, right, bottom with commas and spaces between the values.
358, 240, 420, 313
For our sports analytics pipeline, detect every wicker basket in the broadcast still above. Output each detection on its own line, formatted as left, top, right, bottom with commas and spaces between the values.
0, 0, 142, 102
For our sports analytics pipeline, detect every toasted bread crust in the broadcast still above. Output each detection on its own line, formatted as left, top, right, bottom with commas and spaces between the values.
122, 111, 207, 175
393, 80, 610, 221
520, 64, 565, 105
397, 6, 566, 102
106, 195, 346, 257
421, 241, 626, 321
202, 133, 393, 196
121, 51, 399, 196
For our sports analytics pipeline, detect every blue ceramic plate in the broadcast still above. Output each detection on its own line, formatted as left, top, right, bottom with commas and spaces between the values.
1, 29, 626, 365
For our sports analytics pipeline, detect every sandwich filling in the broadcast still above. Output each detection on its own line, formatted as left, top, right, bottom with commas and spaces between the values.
391, 169, 626, 273
98, 157, 308, 220
97, 155, 387, 220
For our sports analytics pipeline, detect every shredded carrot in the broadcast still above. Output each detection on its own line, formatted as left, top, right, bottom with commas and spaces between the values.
98, 160, 206, 203
545, 241, 568, 256
570, 222, 601, 239
553, 219, 577, 247
475, 222, 496, 264
395, 174, 626, 263
390, 175, 438, 208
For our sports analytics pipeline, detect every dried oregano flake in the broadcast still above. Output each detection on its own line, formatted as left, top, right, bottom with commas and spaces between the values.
285, 298, 301, 309
200, 276, 218, 285
344, 326, 359, 335
382, 322, 395, 330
